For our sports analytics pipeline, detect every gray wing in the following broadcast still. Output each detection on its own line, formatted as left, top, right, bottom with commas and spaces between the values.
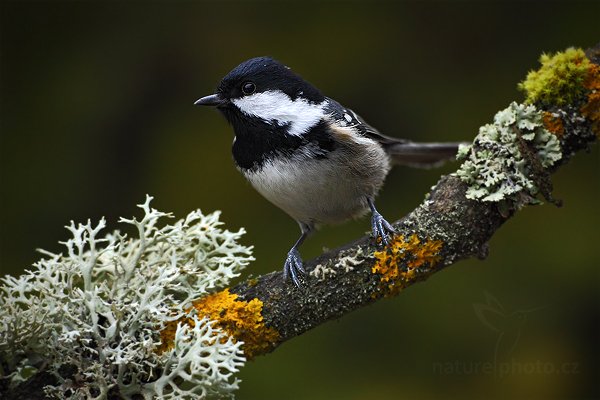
325, 98, 463, 168
325, 98, 408, 145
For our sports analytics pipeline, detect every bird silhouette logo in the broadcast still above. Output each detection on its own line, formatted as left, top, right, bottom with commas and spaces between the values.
473, 291, 544, 369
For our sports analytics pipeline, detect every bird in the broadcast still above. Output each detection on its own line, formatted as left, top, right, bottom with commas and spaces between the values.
195, 56, 462, 287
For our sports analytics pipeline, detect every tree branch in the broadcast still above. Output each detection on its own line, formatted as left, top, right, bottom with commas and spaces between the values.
223, 43, 599, 358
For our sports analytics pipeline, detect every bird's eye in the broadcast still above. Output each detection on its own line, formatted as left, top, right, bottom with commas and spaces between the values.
242, 81, 256, 95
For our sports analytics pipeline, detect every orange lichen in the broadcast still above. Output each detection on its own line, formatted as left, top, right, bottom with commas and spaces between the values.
159, 289, 279, 359
581, 63, 600, 136
583, 63, 600, 91
542, 112, 565, 137
372, 234, 443, 296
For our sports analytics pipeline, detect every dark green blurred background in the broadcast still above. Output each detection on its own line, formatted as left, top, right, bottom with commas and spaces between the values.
1, 1, 598, 399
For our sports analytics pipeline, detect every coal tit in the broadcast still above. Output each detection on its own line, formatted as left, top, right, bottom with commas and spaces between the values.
195, 57, 461, 287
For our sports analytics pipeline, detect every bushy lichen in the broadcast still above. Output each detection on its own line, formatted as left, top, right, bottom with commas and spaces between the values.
519, 47, 591, 105
0, 196, 254, 399
372, 234, 443, 296
519, 46, 599, 137
454, 102, 562, 203
160, 289, 280, 360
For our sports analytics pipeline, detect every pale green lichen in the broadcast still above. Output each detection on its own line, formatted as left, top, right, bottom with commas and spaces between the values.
309, 247, 365, 281
454, 102, 562, 203
337, 247, 365, 272
309, 263, 338, 281
0, 196, 254, 399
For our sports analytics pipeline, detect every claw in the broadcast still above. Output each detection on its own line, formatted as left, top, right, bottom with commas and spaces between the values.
283, 248, 304, 287
371, 211, 396, 246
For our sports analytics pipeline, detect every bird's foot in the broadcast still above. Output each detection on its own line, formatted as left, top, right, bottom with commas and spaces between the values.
371, 211, 396, 246
283, 247, 305, 287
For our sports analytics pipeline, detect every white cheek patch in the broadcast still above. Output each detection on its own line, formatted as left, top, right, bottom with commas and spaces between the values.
232, 90, 326, 136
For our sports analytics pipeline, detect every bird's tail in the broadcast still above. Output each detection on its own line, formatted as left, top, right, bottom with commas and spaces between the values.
384, 141, 465, 169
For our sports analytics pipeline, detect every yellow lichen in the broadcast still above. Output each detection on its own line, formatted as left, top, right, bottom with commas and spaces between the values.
542, 111, 565, 137
519, 47, 599, 136
581, 63, 600, 136
372, 234, 443, 296
159, 289, 279, 359
519, 47, 591, 105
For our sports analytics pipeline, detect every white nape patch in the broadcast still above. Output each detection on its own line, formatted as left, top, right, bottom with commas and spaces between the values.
231, 90, 326, 136
344, 113, 352, 122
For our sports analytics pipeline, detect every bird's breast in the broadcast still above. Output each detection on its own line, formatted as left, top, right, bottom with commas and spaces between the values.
242, 131, 391, 225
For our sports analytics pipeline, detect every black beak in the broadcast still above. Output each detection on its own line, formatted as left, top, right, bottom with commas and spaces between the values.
194, 94, 224, 106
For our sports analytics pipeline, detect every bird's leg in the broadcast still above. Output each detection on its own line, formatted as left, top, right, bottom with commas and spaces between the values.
283, 222, 312, 287
367, 197, 396, 246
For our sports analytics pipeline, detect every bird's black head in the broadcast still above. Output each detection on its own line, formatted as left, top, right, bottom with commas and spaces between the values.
195, 57, 325, 124
219, 57, 323, 104
195, 57, 334, 170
